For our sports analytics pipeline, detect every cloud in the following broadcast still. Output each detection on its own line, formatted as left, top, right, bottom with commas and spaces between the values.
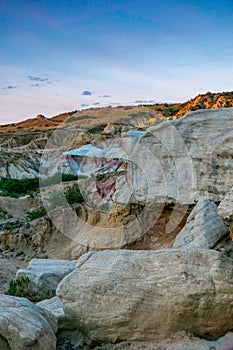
80, 103, 89, 107
82, 90, 93, 96
93, 102, 100, 105
2, 85, 18, 90
2, 85, 17, 90
99, 94, 111, 98
134, 100, 155, 104
30, 83, 40, 87
28, 75, 48, 82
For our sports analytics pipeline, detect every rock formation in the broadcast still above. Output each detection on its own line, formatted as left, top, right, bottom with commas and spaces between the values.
57, 249, 233, 343
0, 294, 57, 349
173, 197, 228, 249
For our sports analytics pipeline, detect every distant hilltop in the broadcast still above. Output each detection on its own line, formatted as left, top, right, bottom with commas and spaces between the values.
1, 91, 233, 133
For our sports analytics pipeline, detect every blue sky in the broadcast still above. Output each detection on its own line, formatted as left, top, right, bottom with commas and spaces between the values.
1, 0, 233, 124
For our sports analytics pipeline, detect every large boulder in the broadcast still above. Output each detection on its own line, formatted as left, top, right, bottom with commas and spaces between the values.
173, 198, 229, 249
37, 296, 68, 329
57, 249, 233, 343
0, 294, 57, 350
218, 190, 233, 231
114, 108, 233, 205
16, 259, 78, 301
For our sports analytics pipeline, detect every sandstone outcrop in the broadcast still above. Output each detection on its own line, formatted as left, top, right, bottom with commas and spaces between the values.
16, 259, 78, 301
114, 108, 233, 205
37, 296, 68, 329
57, 249, 233, 343
218, 190, 233, 231
173, 197, 228, 249
0, 294, 57, 349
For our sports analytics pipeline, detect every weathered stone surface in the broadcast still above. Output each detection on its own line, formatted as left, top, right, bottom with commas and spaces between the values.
57, 249, 233, 343
173, 198, 229, 249
37, 296, 69, 329
114, 108, 233, 205
16, 259, 78, 300
218, 190, 233, 229
0, 294, 57, 350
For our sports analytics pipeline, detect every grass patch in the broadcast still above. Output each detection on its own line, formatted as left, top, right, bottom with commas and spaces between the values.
47, 183, 84, 209
7, 276, 43, 302
0, 220, 22, 231
0, 178, 39, 197
27, 208, 47, 221
0, 174, 85, 197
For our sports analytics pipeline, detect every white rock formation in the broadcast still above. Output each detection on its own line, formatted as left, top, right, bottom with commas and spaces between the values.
114, 108, 233, 205
57, 249, 233, 343
218, 189, 233, 230
16, 259, 78, 300
0, 294, 57, 349
173, 198, 229, 249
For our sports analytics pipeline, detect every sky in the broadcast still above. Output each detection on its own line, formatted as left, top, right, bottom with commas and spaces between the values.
1, 0, 233, 124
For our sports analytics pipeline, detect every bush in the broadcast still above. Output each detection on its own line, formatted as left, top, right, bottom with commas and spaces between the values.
0, 220, 22, 231
7, 276, 40, 301
7, 276, 55, 301
27, 208, 47, 221
40, 173, 80, 187
47, 184, 84, 209
0, 178, 39, 197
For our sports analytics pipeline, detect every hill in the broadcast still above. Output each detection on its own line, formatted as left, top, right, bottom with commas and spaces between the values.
1, 91, 233, 133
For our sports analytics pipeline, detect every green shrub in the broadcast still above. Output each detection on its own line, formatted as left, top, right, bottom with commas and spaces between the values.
47, 184, 84, 209
7, 276, 40, 301
0, 220, 22, 231
0, 178, 39, 197
27, 208, 47, 221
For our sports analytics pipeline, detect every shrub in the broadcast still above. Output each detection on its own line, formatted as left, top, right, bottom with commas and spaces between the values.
40, 173, 80, 187
0, 220, 22, 231
47, 184, 84, 209
0, 178, 39, 197
27, 208, 47, 221
7, 276, 40, 301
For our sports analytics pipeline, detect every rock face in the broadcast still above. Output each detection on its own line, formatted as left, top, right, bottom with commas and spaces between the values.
37, 296, 69, 329
0, 294, 57, 350
57, 249, 233, 343
218, 190, 233, 231
173, 198, 229, 249
16, 259, 78, 300
114, 108, 233, 205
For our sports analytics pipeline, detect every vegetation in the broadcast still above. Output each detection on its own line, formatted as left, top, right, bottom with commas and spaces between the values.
27, 208, 47, 221
0, 177, 39, 197
66, 114, 96, 123
47, 183, 84, 209
40, 173, 80, 186
0, 220, 22, 231
7, 277, 55, 301
7, 276, 40, 301
0, 174, 84, 197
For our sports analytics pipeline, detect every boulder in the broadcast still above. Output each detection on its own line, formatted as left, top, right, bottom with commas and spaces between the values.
37, 296, 68, 329
0, 294, 57, 350
16, 258, 78, 301
114, 108, 233, 205
173, 198, 229, 249
218, 190, 233, 230
57, 249, 233, 343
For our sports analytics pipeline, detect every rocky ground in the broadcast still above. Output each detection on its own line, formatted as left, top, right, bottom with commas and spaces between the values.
0, 107, 232, 349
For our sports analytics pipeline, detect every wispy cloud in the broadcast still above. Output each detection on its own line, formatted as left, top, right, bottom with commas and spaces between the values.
99, 94, 111, 98
2, 85, 18, 90
28, 75, 48, 82
134, 99, 155, 104
30, 83, 40, 87
93, 102, 100, 105
82, 90, 93, 96
80, 103, 89, 107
